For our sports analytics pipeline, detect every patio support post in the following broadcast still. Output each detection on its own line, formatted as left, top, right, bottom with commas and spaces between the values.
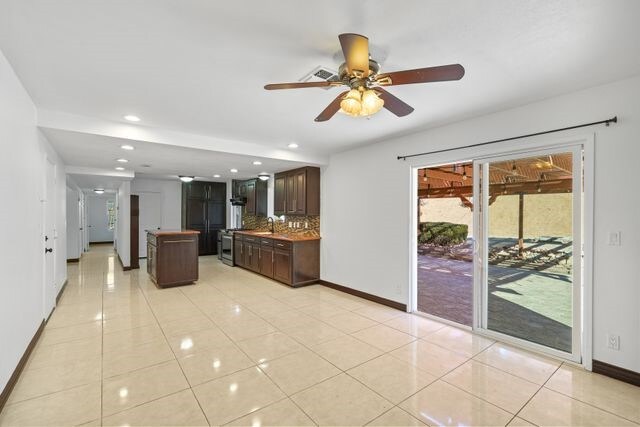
518, 193, 524, 257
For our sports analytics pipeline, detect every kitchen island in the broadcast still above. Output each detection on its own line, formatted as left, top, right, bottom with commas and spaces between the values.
234, 231, 320, 287
147, 230, 199, 288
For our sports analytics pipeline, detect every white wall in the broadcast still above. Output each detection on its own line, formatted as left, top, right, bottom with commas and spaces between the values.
115, 181, 130, 267
0, 49, 66, 392
66, 186, 80, 259
131, 178, 181, 230
322, 74, 640, 373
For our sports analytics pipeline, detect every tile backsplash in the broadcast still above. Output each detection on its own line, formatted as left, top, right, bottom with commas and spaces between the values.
242, 214, 320, 237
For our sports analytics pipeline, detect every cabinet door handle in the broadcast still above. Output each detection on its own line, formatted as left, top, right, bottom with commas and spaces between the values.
259, 247, 261, 259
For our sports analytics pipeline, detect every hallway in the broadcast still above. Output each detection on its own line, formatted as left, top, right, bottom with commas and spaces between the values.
1, 246, 639, 426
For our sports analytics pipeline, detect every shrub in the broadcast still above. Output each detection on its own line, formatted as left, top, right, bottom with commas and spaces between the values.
419, 222, 468, 246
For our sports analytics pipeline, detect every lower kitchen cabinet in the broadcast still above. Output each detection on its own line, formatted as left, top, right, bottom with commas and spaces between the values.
147, 230, 199, 288
233, 233, 319, 287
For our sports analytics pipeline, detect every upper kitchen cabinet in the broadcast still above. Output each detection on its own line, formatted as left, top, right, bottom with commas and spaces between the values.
274, 166, 320, 216
233, 178, 267, 216
182, 181, 226, 255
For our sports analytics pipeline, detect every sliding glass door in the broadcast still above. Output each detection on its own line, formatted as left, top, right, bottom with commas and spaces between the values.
475, 146, 582, 361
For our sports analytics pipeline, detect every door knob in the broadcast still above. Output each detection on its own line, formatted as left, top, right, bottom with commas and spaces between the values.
45, 248, 53, 253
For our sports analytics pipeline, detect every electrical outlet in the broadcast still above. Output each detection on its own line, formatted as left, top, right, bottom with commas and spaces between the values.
607, 334, 620, 350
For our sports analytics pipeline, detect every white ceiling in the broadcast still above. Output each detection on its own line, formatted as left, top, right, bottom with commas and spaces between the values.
2, 0, 640, 159
67, 173, 125, 193
44, 128, 306, 181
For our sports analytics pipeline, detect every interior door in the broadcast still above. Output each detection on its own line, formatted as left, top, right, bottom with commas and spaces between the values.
476, 146, 582, 361
138, 192, 162, 258
88, 196, 115, 242
43, 158, 56, 317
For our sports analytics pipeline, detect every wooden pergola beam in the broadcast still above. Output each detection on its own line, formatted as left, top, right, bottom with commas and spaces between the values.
418, 178, 573, 198
424, 168, 467, 182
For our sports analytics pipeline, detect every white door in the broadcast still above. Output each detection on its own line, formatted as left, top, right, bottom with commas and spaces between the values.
43, 158, 56, 317
88, 196, 115, 242
475, 145, 583, 362
138, 192, 162, 258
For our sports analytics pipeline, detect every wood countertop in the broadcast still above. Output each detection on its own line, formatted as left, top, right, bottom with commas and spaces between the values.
146, 229, 200, 236
236, 230, 320, 242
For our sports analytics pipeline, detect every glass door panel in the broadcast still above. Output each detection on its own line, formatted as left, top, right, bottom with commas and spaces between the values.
478, 148, 581, 358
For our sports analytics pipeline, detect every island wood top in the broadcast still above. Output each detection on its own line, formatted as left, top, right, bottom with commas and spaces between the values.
146, 230, 200, 236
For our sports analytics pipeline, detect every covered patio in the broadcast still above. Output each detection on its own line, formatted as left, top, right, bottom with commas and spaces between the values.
417, 153, 574, 352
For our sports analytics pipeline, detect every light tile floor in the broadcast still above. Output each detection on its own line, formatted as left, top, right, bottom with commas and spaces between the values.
1, 245, 639, 426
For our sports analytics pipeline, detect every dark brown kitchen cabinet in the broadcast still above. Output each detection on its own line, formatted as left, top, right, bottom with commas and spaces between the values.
260, 239, 274, 278
182, 181, 226, 255
273, 246, 292, 283
243, 236, 261, 272
274, 175, 286, 214
147, 230, 199, 288
234, 233, 319, 287
234, 234, 245, 266
274, 166, 320, 216
233, 178, 267, 216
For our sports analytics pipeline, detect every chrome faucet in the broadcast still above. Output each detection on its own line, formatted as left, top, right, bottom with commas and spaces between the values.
267, 217, 275, 234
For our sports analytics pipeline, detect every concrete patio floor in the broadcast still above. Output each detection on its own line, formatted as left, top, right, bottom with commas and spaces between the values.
417, 239, 572, 352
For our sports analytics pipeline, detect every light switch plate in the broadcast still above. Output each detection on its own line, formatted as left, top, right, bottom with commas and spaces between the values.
608, 231, 621, 246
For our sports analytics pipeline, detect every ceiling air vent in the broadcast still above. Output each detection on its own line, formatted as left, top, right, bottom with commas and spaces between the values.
300, 66, 339, 89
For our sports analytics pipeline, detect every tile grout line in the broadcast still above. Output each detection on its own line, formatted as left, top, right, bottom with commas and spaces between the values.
505, 361, 563, 426
126, 281, 213, 426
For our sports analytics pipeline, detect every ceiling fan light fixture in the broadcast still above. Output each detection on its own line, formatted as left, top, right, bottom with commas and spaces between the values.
179, 176, 195, 183
339, 89, 362, 117
258, 173, 270, 181
361, 89, 384, 116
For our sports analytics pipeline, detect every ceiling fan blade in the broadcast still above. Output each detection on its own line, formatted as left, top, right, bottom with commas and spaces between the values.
376, 88, 414, 117
376, 64, 465, 86
315, 90, 349, 122
338, 33, 370, 77
264, 81, 339, 90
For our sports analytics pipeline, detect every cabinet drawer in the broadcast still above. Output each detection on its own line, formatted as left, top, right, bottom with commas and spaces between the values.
243, 236, 258, 243
273, 240, 292, 251
234, 234, 244, 242
260, 238, 273, 246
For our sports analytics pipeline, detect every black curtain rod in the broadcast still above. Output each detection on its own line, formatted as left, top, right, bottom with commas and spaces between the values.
397, 116, 617, 160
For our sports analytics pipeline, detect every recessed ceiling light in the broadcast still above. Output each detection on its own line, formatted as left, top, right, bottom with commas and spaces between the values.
115, 166, 125, 171
124, 115, 140, 122
121, 145, 134, 150
252, 160, 262, 165
288, 143, 299, 149
213, 174, 221, 178
116, 158, 128, 163
94, 188, 105, 194
230, 168, 238, 173
179, 176, 195, 183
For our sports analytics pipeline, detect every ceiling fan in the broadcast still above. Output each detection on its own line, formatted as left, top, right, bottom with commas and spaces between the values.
264, 33, 465, 122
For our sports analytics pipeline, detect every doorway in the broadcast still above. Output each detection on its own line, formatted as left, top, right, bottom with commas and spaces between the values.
416, 163, 474, 326
476, 147, 583, 360
412, 140, 589, 363
43, 157, 56, 317
87, 195, 116, 243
